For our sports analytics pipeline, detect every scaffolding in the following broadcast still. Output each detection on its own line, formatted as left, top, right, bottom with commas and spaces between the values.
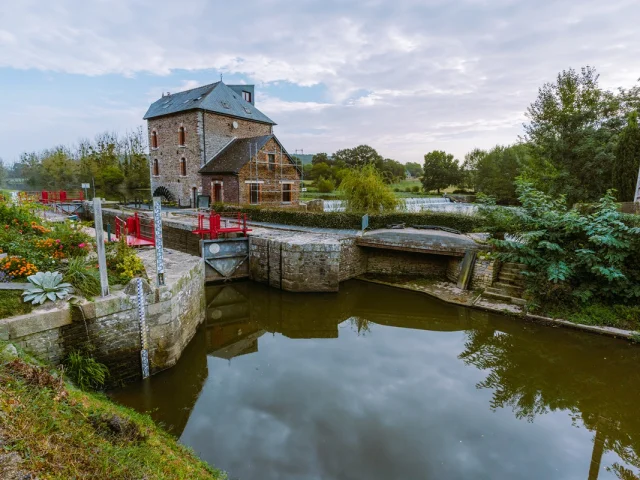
245, 140, 305, 205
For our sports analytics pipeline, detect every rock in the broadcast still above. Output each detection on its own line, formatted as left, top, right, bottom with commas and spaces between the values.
0, 344, 18, 361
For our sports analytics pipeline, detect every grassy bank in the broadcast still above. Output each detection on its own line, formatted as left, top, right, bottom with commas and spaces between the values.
0, 344, 224, 479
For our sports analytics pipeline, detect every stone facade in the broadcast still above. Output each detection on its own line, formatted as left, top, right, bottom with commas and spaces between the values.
147, 99, 290, 207
0, 249, 205, 385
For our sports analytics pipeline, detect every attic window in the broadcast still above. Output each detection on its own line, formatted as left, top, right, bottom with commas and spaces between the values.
221, 101, 231, 109
243, 106, 252, 114
242, 91, 252, 103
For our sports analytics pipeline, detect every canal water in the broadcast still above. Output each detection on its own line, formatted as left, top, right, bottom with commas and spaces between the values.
111, 280, 640, 480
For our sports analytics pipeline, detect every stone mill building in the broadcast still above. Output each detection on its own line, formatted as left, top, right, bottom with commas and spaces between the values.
143, 81, 301, 207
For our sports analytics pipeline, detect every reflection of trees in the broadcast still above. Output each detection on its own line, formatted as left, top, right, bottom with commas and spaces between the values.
459, 324, 640, 478
349, 317, 371, 336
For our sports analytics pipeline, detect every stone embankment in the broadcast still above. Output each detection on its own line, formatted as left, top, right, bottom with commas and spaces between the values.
0, 249, 204, 384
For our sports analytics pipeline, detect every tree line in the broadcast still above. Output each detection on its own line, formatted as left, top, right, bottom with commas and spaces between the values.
300, 145, 407, 193
420, 67, 640, 204
10, 129, 150, 199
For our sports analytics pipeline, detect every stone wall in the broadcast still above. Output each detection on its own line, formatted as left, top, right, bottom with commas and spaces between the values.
0, 249, 205, 385
366, 249, 449, 277
249, 235, 341, 292
446, 256, 496, 290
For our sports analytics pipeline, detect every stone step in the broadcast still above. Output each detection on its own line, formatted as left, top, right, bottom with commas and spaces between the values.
483, 289, 527, 306
498, 273, 526, 285
500, 266, 527, 275
492, 282, 524, 295
502, 262, 527, 269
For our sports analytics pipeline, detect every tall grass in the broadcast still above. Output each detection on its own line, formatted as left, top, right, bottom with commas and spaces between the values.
63, 256, 101, 298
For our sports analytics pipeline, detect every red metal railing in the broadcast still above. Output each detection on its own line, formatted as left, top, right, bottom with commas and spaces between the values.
192, 212, 251, 239
115, 213, 155, 247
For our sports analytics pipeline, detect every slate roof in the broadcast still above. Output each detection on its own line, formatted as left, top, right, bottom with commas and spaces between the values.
199, 135, 300, 175
143, 82, 276, 125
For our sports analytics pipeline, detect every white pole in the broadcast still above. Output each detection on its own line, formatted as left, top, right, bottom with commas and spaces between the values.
93, 198, 109, 297
152, 197, 165, 286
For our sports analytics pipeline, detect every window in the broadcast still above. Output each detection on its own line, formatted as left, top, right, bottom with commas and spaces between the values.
153, 159, 159, 176
268, 154, 276, 172
282, 183, 292, 203
180, 158, 187, 176
242, 91, 252, 103
151, 131, 158, 149
178, 127, 185, 146
249, 183, 260, 205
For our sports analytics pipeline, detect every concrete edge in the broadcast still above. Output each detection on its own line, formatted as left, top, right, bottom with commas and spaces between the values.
358, 276, 638, 342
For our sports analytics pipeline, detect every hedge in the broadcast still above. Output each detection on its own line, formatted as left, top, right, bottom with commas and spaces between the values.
212, 204, 483, 233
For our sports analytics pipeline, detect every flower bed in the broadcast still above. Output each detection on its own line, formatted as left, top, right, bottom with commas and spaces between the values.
0, 197, 147, 315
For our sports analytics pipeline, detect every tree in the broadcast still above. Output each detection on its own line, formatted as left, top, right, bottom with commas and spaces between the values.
613, 111, 640, 201
315, 176, 336, 193
421, 150, 460, 194
102, 165, 125, 196
524, 66, 622, 204
460, 148, 487, 191
0, 159, 7, 188
405, 162, 422, 178
308, 162, 332, 181
333, 145, 383, 167
474, 144, 527, 204
311, 153, 332, 166
338, 164, 398, 213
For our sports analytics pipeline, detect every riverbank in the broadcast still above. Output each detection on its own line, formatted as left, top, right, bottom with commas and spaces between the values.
358, 273, 638, 342
0, 342, 224, 479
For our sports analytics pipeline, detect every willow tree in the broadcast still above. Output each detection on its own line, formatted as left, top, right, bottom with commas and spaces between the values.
338, 164, 398, 213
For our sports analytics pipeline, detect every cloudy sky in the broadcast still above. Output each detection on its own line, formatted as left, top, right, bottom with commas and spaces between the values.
0, 0, 638, 165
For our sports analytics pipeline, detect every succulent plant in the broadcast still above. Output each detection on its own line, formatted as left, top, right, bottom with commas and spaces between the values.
22, 271, 73, 305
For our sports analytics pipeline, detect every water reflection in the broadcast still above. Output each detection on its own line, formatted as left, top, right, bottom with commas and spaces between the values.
111, 281, 640, 479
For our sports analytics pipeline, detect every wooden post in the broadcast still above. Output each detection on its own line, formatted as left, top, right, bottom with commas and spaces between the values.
93, 198, 109, 297
152, 197, 165, 286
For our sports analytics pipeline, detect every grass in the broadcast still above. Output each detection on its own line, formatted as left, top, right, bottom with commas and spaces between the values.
547, 304, 640, 331
0, 290, 33, 318
0, 346, 225, 479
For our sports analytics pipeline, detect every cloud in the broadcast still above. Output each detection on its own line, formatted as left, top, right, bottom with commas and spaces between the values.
0, 0, 638, 162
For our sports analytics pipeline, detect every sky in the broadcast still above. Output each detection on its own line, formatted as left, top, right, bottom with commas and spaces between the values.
0, 0, 638, 165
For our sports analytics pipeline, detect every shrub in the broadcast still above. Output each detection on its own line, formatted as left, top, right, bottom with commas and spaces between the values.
411, 186, 421, 193
63, 257, 101, 298
212, 204, 482, 232
339, 164, 398, 213
485, 180, 640, 308
50, 221, 93, 258
64, 350, 109, 391
106, 237, 146, 284
316, 177, 336, 193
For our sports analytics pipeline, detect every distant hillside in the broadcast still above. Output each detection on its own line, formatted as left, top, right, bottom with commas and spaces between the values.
290, 154, 314, 165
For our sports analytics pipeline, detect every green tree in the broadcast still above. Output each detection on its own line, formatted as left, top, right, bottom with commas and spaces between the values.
475, 145, 527, 204
338, 164, 398, 213
311, 153, 332, 165
405, 162, 422, 178
102, 166, 125, 196
309, 162, 332, 181
460, 148, 487, 191
0, 159, 7, 188
613, 111, 640, 201
333, 145, 383, 167
315, 176, 336, 193
524, 66, 622, 203
41, 147, 77, 189
421, 150, 460, 194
